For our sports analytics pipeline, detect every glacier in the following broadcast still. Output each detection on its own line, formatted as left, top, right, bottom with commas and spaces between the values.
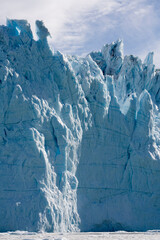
0, 19, 160, 232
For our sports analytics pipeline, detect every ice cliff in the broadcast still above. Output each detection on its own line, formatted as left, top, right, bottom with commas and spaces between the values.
0, 19, 160, 232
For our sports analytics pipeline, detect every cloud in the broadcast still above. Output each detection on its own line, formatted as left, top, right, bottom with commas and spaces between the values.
117, 0, 160, 67
0, 0, 160, 67
0, 0, 120, 52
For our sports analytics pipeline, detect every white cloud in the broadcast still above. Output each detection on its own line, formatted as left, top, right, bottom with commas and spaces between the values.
0, 0, 119, 51
0, 0, 160, 67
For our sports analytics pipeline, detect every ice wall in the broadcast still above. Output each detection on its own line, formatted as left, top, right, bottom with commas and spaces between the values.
0, 20, 160, 232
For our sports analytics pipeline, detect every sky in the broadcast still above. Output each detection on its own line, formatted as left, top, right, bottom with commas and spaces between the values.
0, 0, 160, 67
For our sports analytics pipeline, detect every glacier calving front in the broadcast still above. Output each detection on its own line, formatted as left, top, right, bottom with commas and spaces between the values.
0, 20, 160, 232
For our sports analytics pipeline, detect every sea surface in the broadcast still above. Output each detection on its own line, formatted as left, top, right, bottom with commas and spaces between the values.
0, 231, 160, 240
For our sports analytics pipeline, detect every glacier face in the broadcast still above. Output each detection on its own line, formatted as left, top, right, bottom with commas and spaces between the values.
0, 19, 160, 232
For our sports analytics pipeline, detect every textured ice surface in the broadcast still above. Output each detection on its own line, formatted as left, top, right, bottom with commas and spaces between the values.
0, 20, 160, 232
